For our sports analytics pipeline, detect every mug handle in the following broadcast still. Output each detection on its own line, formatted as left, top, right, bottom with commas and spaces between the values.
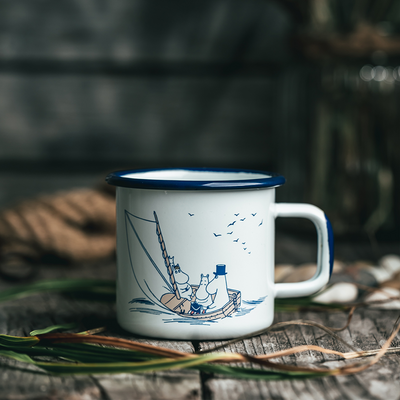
273, 203, 334, 298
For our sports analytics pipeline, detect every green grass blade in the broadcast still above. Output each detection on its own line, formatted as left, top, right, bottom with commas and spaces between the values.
30, 323, 79, 336
196, 364, 331, 380
53, 343, 158, 363
0, 349, 36, 364
0, 279, 115, 303
0, 347, 333, 380
1, 343, 154, 364
0, 334, 39, 348
0, 351, 222, 375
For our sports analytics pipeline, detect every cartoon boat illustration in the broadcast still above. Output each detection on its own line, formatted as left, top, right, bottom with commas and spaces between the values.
125, 210, 241, 320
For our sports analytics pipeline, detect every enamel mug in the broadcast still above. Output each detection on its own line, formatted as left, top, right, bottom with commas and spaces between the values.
106, 168, 333, 340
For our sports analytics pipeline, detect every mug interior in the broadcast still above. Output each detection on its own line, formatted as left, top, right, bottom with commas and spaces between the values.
122, 169, 269, 181
106, 168, 285, 190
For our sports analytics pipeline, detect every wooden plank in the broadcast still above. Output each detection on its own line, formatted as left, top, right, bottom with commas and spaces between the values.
0, 0, 304, 187
0, 217, 398, 398
0, 356, 200, 400
1, 271, 400, 399
198, 309, 400, 400
0, 263, 200, 400
0, 0, 291, 64
0, 74, 283, 167
0, 291, 107, 400
95, 371, 201, 400
0, 358, 105, 400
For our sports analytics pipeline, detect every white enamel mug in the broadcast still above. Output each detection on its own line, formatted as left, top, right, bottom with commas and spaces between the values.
106, 168, 333, 340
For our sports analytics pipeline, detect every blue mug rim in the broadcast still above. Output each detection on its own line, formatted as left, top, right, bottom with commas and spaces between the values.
106, 167, 286, 191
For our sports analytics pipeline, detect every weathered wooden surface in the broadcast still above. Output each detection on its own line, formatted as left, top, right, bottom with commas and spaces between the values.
200, 310, 400, 400
1, 260, 400, 400
0, 170, 399, 399
0, 263, 200, 400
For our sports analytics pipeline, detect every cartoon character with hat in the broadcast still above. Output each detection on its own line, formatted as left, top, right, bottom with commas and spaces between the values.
206, 264, 230, 311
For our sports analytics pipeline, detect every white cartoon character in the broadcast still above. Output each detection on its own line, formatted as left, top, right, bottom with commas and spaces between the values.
206, 264, 230, 311
193, 274, 213, 313
173, 263, 193, 301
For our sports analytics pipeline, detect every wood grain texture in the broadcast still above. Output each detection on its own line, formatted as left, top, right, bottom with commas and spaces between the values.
0, 0, 291, 63
0, 263, 200, 400
0, 235, 399, 399
0, 67, 316, 204
95, 371, 201, 400
199, 310, 400, 400
0, 74, 280, 163
1, 265, 400, 399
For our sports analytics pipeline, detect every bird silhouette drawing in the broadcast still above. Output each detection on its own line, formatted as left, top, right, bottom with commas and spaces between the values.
240, 218, 246, 222
227, 221, 236, 227
227, 231, 233, 235
234, 213, 239, 216
251, 213, 257, 216
258, 219, 263, 226
188, 213, 194, 216
233, 238, 239, 242
213, 233, 222, 237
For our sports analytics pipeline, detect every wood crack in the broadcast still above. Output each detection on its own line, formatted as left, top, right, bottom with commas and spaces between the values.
90, 375, 112, 400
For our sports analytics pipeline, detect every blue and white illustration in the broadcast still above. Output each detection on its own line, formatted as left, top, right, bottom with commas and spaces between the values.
206, 265, 230, 311
125, 209, 267, 323
191, 274, 213, 314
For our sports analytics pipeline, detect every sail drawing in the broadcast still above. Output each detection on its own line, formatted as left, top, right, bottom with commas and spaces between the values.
125, 210, 241, 321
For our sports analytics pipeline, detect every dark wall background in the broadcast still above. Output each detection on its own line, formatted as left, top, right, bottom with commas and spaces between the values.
0, 0, 399, 240
0, 1, 314, 199
0, 1, 302, 167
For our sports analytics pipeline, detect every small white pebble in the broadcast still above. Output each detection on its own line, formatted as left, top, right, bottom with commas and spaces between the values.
379, 254, 400, 275
365, 265, 392, 283
313, 282, 358, 304
366, 287, 400, 310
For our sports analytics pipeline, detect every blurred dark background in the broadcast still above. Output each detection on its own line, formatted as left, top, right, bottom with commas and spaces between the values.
0, 0, 399, 249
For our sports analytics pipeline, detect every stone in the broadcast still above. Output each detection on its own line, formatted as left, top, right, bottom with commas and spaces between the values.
313, 282, 358, 304
366, 287, 400, 310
